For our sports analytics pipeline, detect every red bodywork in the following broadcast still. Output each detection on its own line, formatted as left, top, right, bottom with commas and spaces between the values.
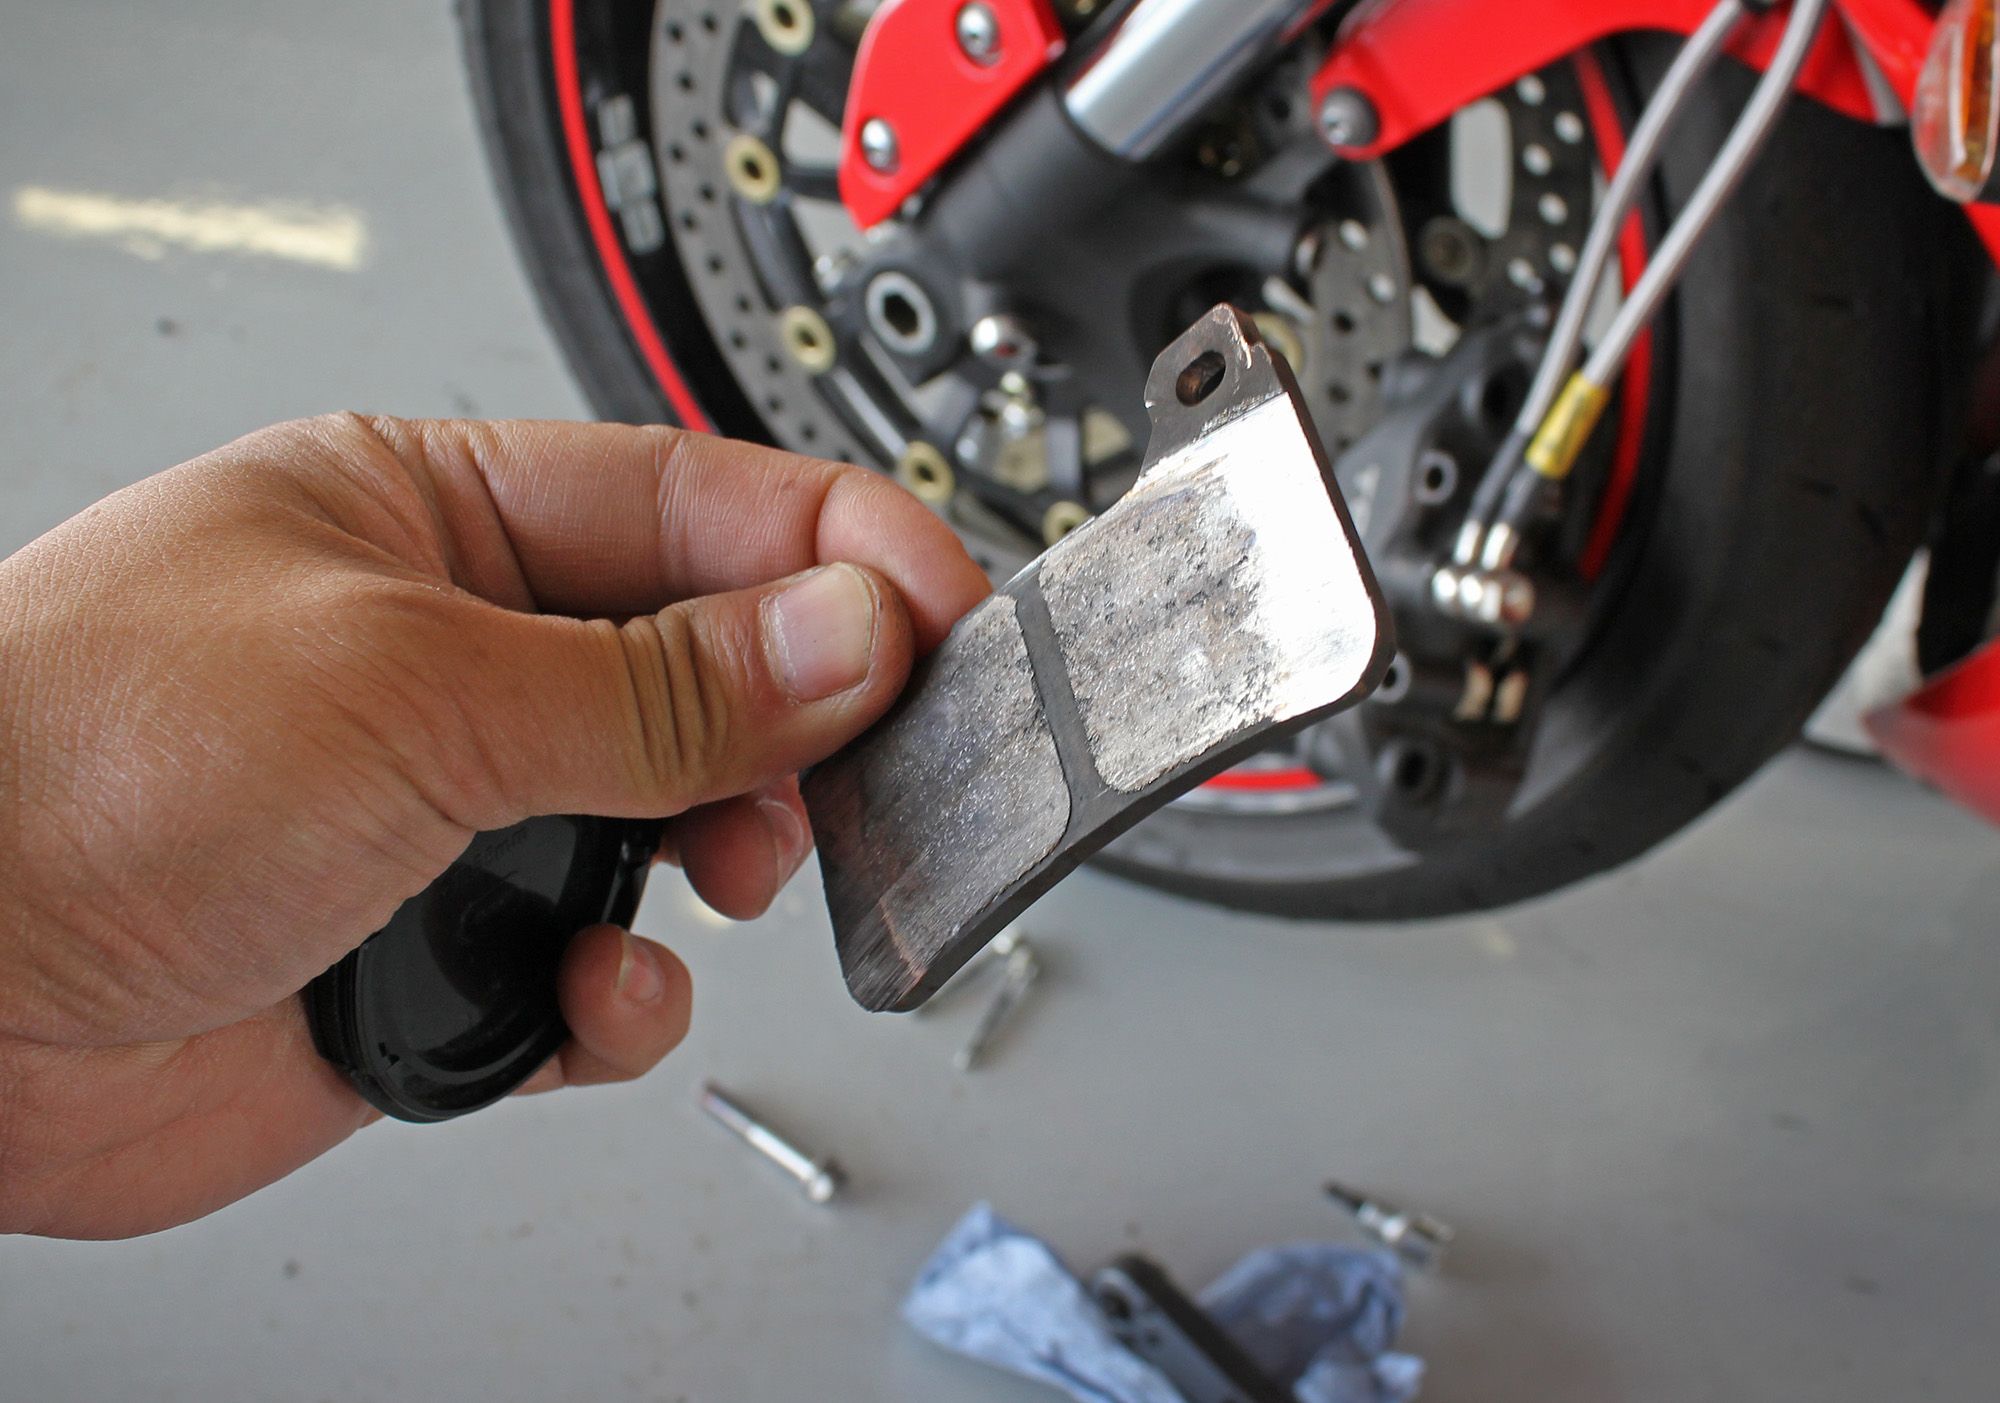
1869, 649, 2000, 824
838, 0, 1067, 228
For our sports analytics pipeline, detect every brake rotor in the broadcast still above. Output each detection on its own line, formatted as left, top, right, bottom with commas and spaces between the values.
649, 1, 1600, 813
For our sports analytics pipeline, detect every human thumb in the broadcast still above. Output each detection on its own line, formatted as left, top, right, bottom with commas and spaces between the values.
436, 562, 914, 824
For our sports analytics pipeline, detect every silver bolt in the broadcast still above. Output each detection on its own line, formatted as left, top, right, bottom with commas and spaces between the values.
1326, 1181, 1456, 1270
957, 934, 1041, 1072
969, 313, 1036, 366
860, 117, 900, 173
698, 1082, 845, 1204
955, 2, 1002, 66
1317, 88, 1380, 150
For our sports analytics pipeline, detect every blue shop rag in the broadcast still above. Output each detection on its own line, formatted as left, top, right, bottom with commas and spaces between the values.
903, 1204, 1424, 1403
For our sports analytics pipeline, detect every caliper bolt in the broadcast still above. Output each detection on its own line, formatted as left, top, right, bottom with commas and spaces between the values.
698, 1082, 845, 1205
955, 3, 1003, 66
860, 117, 900, 173
1317, 87, 1380, 150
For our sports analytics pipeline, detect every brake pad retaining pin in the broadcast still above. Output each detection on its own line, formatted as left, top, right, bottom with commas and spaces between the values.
954, 935, 1042, 1072
698, 1082, 846, 1205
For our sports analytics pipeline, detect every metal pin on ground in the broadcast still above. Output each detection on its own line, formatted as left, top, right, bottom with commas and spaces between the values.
1325, 1181, 1455, 1269
955, 935, 1041, 1072
698, 1083, 845, 1204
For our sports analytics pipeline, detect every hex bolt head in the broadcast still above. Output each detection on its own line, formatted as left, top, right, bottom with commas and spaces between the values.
969, 313, 1036, 366
860, 117, 900, 173
1317, 87, 1380, 150
955, 3, 1002, 65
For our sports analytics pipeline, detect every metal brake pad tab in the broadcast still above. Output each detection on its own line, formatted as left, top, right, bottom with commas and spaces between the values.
805, 306, 1393, 1011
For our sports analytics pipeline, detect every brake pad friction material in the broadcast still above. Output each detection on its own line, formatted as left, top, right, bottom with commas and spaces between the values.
807, 306, 1392, 1012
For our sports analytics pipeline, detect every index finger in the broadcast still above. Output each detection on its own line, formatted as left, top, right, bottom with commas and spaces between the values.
363, 417, 991, 649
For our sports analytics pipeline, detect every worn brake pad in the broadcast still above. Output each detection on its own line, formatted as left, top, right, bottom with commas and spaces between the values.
805, 306, 1392, 1011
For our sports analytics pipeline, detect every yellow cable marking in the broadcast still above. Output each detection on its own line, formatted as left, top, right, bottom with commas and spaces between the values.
1525, 374, 1611, 481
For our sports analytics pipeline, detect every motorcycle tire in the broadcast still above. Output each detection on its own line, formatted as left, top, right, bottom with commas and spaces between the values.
460, 6, 1982, 920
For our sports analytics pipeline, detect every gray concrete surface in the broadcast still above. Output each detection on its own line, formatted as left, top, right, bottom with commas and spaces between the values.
4, 3, 1999, 1401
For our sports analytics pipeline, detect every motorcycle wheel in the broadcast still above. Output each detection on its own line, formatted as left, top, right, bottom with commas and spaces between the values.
462, 2, 1981, 919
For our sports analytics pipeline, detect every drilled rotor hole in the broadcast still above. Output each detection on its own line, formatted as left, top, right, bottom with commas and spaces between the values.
1332, 310, 1357, 334
1326, 382, 1351, 405
667, 20, 685, 42
1176, 350, 1227, 406
678, 70, 697, 92
701, 12, 718, 33
668, 143, 686, 163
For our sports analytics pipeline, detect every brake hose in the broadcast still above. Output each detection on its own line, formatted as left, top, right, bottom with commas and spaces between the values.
1458, 0, 1752, 568
1456, 0, 1833, 579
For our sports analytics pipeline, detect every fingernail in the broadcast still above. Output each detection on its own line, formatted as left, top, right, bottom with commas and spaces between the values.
757, 790, 811, 886
764, 564, 878, 701
617, 933, 666, 1005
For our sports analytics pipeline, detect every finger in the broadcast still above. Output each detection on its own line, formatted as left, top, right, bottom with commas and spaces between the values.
675, 777, 812, 920
553, 926, 692, 1087
358, 416, 990, 648
440, 561, 913, 823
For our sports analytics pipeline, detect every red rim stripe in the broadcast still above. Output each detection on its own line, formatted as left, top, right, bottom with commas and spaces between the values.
1571, 49, 1654, 582
551, 0, 713, 430
1202, 766, 1326, 793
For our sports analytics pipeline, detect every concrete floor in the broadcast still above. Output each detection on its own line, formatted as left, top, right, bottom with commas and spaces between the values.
5, 3, 2000, 1401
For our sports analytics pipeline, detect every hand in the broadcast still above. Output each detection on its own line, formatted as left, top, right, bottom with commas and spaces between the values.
0, 414, 988, 1238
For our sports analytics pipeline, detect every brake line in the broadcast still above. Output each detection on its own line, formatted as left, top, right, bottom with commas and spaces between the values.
1447, 0, 1833, 604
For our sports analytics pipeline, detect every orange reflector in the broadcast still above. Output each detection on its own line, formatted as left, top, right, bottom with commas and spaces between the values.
1915, 0, 2000, 202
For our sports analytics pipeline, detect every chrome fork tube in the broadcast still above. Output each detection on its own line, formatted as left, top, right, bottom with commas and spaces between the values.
1061, 0, 1322, 160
